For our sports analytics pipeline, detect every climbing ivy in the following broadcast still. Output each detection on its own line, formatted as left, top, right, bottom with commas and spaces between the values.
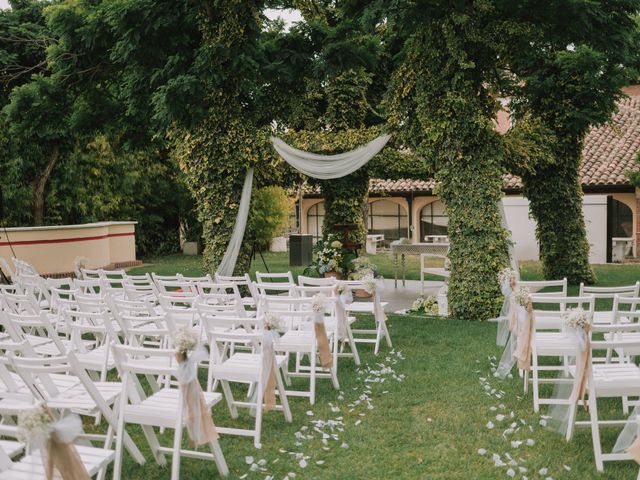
387, 9, 510, 321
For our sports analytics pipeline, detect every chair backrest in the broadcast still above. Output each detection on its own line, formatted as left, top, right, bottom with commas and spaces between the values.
1, 291, 39, 314
49, 286, 79, 316
112, 344, 178, 378
197, 283, 247, 317
122, 273, 155, 301
258, 294, 327, 331
62, 309, 118, 351
579, 282, 640, 299
0, 283, 22, 295
519, 278, 567, 297
612, 295, 640, 324
297, 275, 336, 287
15, 272, 51, 306
253, 281, 298, 298
202, 314, 263, 363
296, 285, 338, 299
255, 271, 295, 285
157, 294, 200, 329
153, 277, 197, 296
178, 274, 213, 291
73, 278, 103, 296
81, 268, 102, 280
529, 295, 595, 330
76, 293, 109, 314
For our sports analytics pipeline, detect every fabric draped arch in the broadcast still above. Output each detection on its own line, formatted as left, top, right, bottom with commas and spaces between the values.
215, 134, 392, 276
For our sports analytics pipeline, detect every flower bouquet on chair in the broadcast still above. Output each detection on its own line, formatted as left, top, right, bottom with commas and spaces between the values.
349, 256, 382, 298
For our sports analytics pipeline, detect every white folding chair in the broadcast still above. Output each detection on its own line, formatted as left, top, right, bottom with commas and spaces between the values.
202, 313, 292, 448
215, 273, 258, 309
528, 295, 595, 413
255, 271, 295, 285
569, 323, 640, 472
0, 441, 114, 480
122, 273, 156, 302
260, 294, 339, 404
579, 282, 640, 324
343, 280, 391, 355
111, 344, 228, 479
9, 350, 145, 466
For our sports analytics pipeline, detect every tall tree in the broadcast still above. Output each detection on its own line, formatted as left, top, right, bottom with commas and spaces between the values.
387, 2, 511, 320
502, 0, 640, 283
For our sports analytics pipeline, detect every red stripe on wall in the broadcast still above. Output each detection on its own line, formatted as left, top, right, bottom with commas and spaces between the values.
0, 232, 134, 247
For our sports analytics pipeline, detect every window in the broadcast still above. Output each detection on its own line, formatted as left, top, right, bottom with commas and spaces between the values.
307, 202, 325, 241
367, 200, 409, 243
610, 199, 633, 237
420, 200, 448, 240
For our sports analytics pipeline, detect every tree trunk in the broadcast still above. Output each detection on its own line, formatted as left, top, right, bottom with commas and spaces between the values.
320, 169, 369, 247
522, 140, 595, 284
32, 143, 60, 226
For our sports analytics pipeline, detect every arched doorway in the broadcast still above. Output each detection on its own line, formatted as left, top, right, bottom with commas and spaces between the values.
419, 200, 448, 241
367, 199, 409, 245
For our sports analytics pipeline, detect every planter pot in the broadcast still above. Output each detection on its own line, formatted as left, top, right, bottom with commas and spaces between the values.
323, 272, 342, 280
354, 288, 372, 299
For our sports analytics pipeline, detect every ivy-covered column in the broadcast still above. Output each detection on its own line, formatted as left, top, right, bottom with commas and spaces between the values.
388, 22, 510, 320
321, 168, 369, 247
522, 139, 595, 283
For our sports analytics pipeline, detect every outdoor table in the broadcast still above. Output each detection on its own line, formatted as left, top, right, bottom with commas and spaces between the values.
390, 241, 450, 287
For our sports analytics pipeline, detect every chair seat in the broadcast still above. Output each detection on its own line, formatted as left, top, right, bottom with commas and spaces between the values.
275, 331, 315, 352
534, 332, 578, 355
73, 345, 117, 371
123, 388, 223, 428
212, 353, 287, 382
0, 445, 114, 479
345, 302, 389, 314
46, 381, 122, 412
569, 363, 640, 397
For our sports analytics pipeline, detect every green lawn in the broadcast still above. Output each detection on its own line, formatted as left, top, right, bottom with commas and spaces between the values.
114, 254, 640, 479
114, 315, 636, 479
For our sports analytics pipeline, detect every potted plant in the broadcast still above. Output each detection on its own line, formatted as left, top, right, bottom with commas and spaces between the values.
349, 256, 381, 298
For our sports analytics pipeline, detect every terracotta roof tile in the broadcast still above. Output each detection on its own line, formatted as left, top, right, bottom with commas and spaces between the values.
369, 96, 640, 194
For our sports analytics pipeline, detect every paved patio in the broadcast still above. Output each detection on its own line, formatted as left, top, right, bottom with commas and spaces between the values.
378, 278, 445, 312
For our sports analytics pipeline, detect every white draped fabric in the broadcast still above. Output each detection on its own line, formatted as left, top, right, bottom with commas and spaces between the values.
216, 168, 254, 276
270, 134, 391, 179
216, 135, 391, 275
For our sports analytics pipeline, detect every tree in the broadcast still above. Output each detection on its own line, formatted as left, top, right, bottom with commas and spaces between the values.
386, 2, 511, 320
502, 0, 640, 283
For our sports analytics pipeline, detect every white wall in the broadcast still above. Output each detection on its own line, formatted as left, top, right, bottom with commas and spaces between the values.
503, 195, 608, 264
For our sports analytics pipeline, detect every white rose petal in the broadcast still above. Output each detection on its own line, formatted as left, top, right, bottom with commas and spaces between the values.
539, 468, 548, 475
299, 459, 307, 469
486, 421, 495, 429
563, 465, 571, 471
526, 439, 535, 446
478, 448, 487, 456
506, 468, 515, 478
245, 456, 254, 465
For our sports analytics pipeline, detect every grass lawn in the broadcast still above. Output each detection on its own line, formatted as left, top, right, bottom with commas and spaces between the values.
115, 254, 640, 479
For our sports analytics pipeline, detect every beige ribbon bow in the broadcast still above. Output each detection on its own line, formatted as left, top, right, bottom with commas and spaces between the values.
43, 408, 90, 480
626, 435, 640, 463
513, 299, 534, 371
176, 349, 219, 446
571, 324, 591, 409
314, 312, 333, 369
261, 330, 279, 410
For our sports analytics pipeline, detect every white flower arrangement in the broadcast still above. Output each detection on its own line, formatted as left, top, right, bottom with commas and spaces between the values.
498, 267, 516, 286
265, 313, 285, 333
444, 258, 451, 271
563, 307, 591, 331
337, 282, 349, 295
173, 326, 199, 354
18, 404, 52, 447
362, 275, 379, 295
512, 286, 530, 307
312, 293, 327, 313
410, 296, 439, 316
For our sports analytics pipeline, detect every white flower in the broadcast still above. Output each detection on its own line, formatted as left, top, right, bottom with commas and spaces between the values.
172, 326, 199, 353
265, 313, 285, 333
498, 267, 516, 286
361, 275, 378, 295
312, 294, 327, 313
512, 286, 530, 307
563, 307, 591, 331
17, 404, 52, 447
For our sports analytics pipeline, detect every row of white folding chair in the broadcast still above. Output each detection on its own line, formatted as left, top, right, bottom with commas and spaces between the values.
214, 273, 257, 308
201, 312, 292, 448
10, 258, 37, 277
0, 341, 145, 469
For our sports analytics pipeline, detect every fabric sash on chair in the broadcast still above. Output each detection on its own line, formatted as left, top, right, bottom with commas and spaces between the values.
176, 347, 219, 445
313, 311, 333, 369
260, 330, 279, 410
